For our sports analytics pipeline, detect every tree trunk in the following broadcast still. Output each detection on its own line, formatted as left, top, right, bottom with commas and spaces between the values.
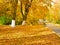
20, 0, 33, 25
11, 20, 15, 27
11, 0, 18, 27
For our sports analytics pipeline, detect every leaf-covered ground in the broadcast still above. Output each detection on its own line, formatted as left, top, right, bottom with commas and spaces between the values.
0, 25, 60, 45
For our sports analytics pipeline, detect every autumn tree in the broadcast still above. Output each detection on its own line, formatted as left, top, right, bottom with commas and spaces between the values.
26, 0, 53, 25
0, 0, 55, 26
46, 0, 60, 23
10, 0, 18, 27
10, 0, 33, 26
20, 0, 33, 25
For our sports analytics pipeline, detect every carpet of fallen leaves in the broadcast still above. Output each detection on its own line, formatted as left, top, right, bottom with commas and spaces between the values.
0, 25, 60, 45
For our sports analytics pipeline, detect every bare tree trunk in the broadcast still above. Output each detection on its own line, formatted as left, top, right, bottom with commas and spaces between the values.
20, 0, 33, 25
11, 0, 18, 27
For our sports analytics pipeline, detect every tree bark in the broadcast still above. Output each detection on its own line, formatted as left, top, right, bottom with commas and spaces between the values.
20, 0, 33, 25
11, 0, 18, 27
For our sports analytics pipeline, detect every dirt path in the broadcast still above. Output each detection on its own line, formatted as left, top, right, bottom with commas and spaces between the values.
46, 23, 60, 35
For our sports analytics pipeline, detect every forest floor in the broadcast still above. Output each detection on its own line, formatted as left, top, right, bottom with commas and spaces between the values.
0, 25, 60, 45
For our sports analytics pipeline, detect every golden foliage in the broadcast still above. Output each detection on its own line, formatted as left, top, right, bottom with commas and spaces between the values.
0, 0, 60, 25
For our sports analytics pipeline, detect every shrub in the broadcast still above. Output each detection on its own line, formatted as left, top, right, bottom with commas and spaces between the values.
0, 15, 12, 25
